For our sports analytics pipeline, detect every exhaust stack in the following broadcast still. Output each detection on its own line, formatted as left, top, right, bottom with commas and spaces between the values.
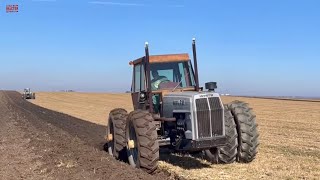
192, 38, 200, 91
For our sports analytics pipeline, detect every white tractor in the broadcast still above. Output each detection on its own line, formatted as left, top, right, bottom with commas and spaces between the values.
22, 88, 36, 99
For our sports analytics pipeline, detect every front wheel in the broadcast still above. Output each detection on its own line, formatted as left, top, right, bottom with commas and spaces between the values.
105, 108, 128, 160
126, 110, 159, 173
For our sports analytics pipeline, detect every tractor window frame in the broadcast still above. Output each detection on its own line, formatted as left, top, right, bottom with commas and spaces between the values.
187, 61, 196, 87
140, 64, 146, 91
132, 63, 146, 93
149, 61, 196, 89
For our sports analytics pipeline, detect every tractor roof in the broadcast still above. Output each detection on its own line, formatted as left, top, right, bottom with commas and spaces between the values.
130, 53, 190, 65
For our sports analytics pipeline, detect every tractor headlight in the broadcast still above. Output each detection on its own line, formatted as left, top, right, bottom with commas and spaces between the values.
139, 91, 146, 103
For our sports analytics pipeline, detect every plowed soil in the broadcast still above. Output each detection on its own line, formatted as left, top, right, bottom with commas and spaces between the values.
0, 91, 172, 180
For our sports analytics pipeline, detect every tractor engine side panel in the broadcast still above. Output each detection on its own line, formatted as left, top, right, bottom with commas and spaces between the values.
162, 95, 195, 140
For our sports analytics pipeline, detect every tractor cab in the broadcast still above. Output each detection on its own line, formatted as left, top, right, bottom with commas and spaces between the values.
149, 56, 196, 91
130, 53, 198, 114
24, 88, 31, 93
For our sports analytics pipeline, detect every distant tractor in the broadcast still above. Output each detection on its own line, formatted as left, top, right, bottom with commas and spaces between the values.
104, 39, 259, 173
22, 88, 36, 99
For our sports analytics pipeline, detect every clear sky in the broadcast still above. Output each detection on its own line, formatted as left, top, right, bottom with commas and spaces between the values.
1, 0, 319, 96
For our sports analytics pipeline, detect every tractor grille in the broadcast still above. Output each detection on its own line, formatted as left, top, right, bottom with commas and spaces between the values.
209, 97, 223, 136
195, 97, 223, 138
195, 99, 211, 138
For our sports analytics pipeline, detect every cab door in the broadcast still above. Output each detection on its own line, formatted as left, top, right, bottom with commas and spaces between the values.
131, 63, 146, 110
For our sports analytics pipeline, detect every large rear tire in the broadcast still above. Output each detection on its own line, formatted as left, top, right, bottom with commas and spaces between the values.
228, 100, 259, 163
105, 108, 128, 160
126, 110, 159, 173
205, 108, 238, 163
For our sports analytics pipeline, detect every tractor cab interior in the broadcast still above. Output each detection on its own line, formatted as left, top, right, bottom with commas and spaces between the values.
150, 61, 196, 91
130, 54, 197, 114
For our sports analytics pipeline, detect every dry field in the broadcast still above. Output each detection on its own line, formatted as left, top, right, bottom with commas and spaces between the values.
32, 92, 320, 179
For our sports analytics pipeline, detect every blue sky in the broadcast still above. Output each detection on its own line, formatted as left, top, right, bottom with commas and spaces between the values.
1, 0, 319, 96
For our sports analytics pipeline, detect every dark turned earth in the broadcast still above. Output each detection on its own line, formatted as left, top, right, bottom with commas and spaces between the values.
0, 91, 175, 180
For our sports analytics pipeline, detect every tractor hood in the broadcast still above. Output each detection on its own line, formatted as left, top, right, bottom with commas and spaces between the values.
163, 91, 220, 99
162, 91, 222, 117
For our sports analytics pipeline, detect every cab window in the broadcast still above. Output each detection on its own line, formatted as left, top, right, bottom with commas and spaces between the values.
149, 61, 195, 88
133, 64, 145, 92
